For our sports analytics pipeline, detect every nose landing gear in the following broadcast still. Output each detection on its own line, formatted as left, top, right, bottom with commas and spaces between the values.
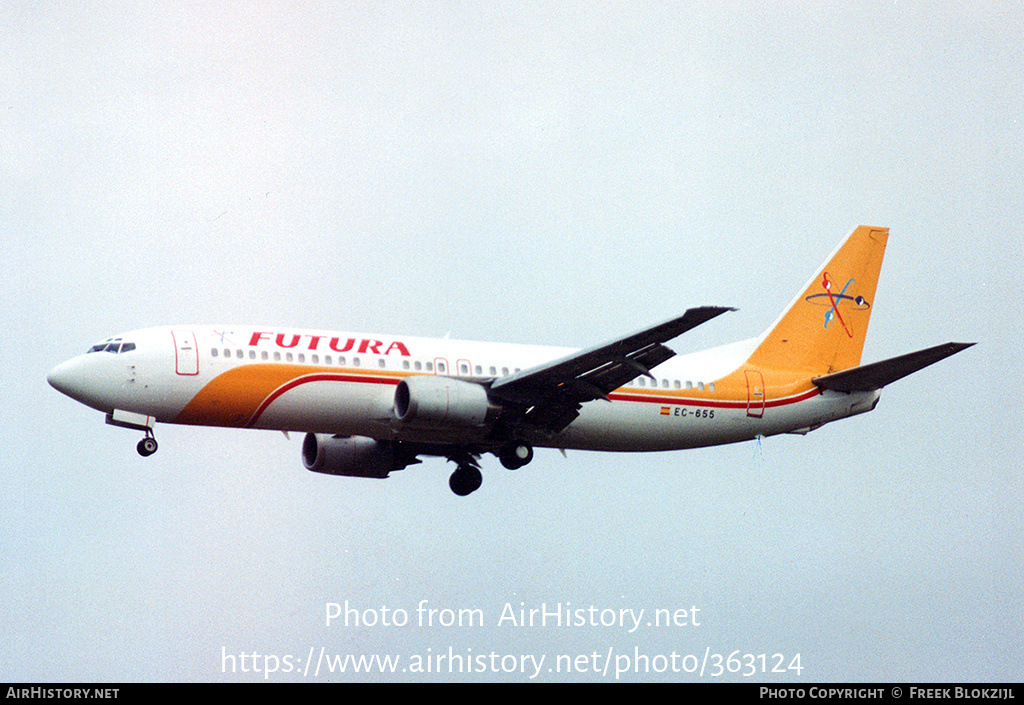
137, 431, 158, 457
105, 410, 159, 457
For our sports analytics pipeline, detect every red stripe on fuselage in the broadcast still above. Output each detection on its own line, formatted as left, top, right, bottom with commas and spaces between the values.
243, 370, 821, 428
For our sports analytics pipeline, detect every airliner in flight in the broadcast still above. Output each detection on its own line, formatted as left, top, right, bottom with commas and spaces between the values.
48, 226, 972, 495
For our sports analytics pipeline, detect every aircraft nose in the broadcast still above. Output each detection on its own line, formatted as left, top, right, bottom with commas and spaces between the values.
48, 356, 103, 407
48, 358, 82, 396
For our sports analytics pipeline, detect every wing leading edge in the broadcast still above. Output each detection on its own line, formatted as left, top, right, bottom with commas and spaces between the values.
489, 306, 735, 433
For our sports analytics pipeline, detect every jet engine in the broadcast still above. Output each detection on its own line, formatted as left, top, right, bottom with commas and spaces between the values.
393, 375, 495, 427
302, 433, 407, 478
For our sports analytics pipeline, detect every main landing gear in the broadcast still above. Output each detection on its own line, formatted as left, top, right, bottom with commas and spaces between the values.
448, 454, 483, 497
136, 430, 158, 457
447, 441, 535, 496
499, 441, 533, 470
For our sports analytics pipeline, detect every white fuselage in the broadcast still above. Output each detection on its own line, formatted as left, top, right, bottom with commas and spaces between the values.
49, 227, 973, 497
48, 324, 878, 453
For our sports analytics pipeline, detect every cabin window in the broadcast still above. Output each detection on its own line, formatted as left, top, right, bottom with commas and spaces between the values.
426, 362, 433, 372
378, 358, 386, 369
709, 383, 716, 392
236, 349, 243, 359
325, 355, 333, 365
489, 366, 497, 375
297, 353, 305, 363
274, 352, 281, 362
211, 348, 219, 358
414, 361, 422, 371
262, 351, 269, 361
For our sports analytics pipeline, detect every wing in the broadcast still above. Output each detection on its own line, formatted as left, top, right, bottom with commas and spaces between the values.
489, 306, 734, 433
812, 342, 975, 393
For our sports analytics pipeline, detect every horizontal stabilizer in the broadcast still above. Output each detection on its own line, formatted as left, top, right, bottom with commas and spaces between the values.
812, 342, 975, 393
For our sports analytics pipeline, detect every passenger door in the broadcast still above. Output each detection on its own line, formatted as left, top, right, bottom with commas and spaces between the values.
172, 330, 199, 375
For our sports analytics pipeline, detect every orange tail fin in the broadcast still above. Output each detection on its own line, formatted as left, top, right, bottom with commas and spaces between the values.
746, 226, 889, 375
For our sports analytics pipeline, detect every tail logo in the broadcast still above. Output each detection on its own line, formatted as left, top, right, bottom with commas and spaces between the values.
805, 272, 871, 338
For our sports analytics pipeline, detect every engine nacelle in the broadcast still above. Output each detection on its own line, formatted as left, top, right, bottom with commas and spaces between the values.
393, 375, 494, 427
302, 434, 402, 479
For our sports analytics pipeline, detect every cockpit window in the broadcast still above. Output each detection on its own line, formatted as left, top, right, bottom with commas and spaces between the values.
88, 337, 117, 353
86, 338, 135, 354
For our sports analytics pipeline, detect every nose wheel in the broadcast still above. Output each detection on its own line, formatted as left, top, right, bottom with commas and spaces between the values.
137, 433, 158, 457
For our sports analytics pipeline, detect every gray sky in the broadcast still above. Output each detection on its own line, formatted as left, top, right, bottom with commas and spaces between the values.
3, 2, 1021, 681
